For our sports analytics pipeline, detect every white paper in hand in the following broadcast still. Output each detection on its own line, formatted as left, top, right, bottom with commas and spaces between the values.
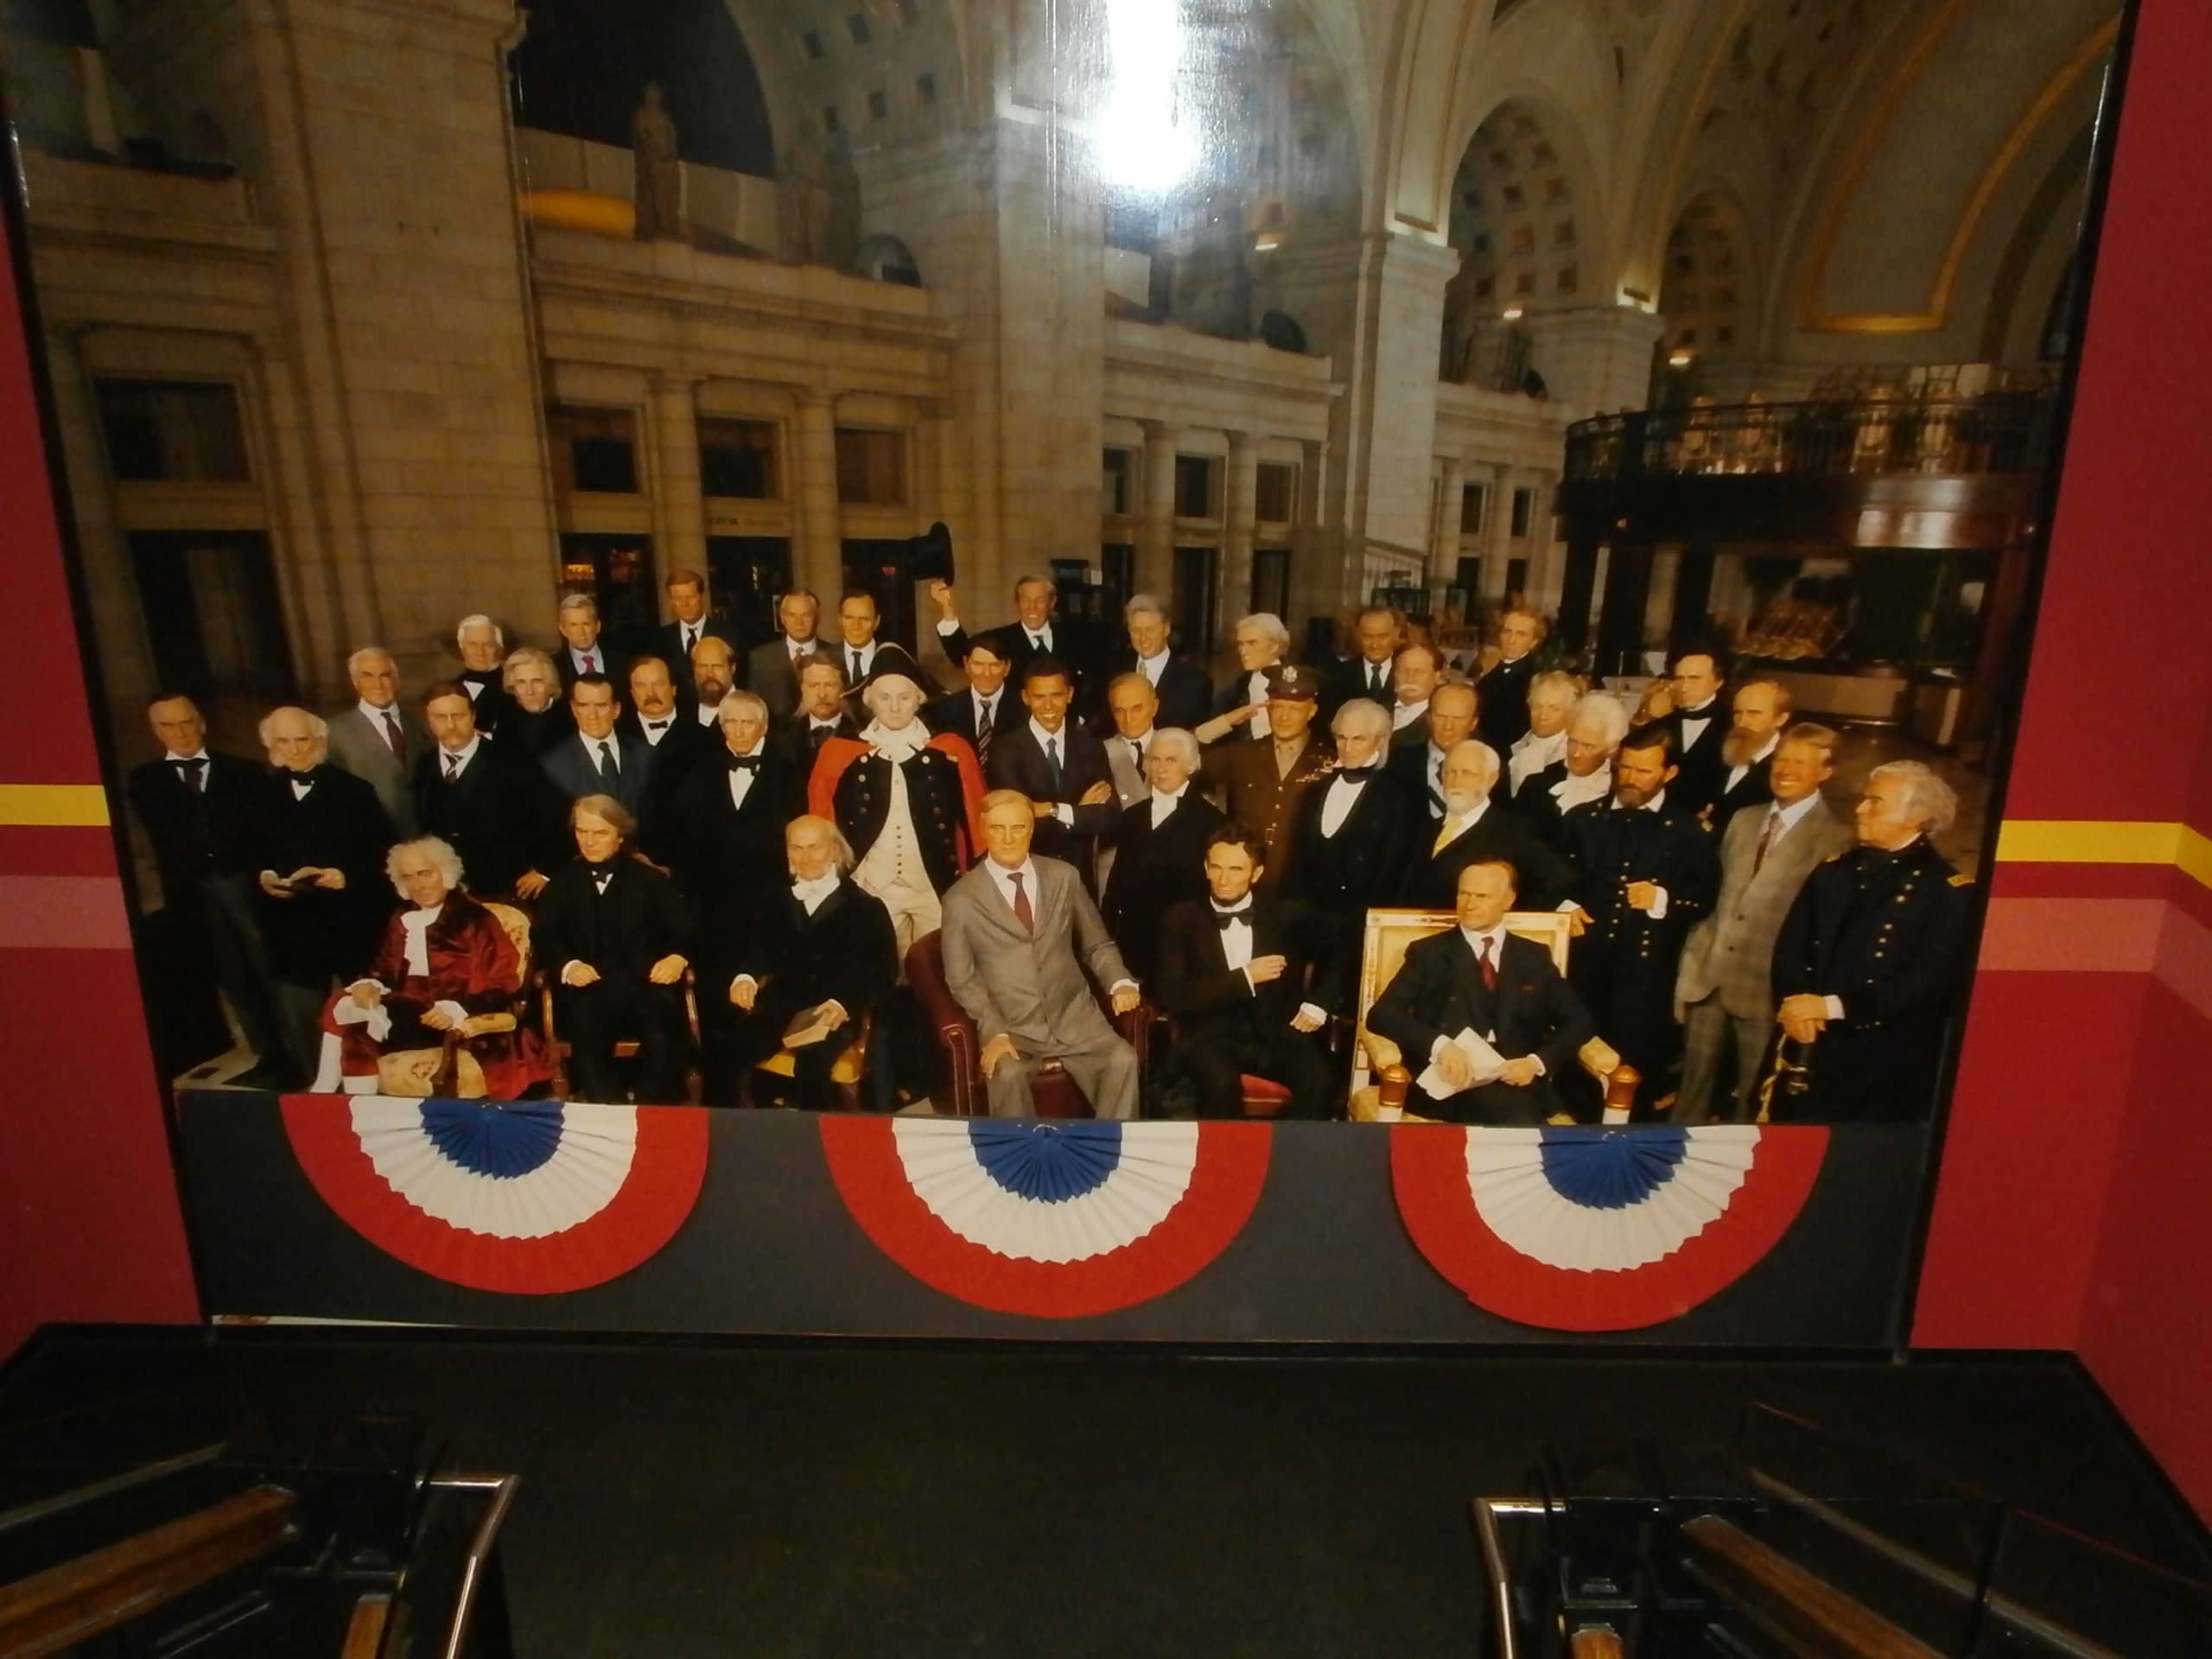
1415, 1027, 1506, 1100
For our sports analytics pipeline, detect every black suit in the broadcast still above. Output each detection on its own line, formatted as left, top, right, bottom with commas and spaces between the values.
556, 639, 628, 694
823, 639, 921, 690
749, 635, 825, 721
1385, 741, 1449, 821
414, 740, 561, 899
456, 671, 514, 738
669, 747, 804, 938
540, 728, 658, 829
924, 687, 1011, 772
709, 880, 899, 1109
1664, 703, 1729, 817
986, 718, 1117, 879
1327, 656, 1398, 718
1097, 651, 1212, 732
1405, 801, 1575, 911
1098, 792, 1226, 982
1476, 656, 1537, 754
1559, 798, 1720, 1109
654, 618, 742, 696
1366, 928, 1595, 1125
620, 713, 718, 860
502, 702, 574, 760
1769, 839, 1975, 1122
1712, 752, 1776, 830
1154, 897, 1340, 1120
940, 615, 1108, 697
1281, 769, 1416, 1007
534, 855, 694, 1102
779, 711, 859, 772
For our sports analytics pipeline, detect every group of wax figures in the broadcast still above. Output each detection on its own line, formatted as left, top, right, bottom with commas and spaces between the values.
127, 567, 1974, 1122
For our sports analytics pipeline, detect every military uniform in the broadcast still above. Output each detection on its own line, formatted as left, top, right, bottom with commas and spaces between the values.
822, 741, 975, 955
1202, 732, 1333, 890
1767, 837, 1975, 1122
1559, 794, 1720, 1113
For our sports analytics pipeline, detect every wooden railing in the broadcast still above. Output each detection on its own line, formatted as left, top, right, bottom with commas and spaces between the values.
1564, 391, 2052, 483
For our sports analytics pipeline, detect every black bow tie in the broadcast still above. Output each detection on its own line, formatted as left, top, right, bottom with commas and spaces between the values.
646, 719, 668, 731
728, 754, 762, 772
1212, 906, 1254, 930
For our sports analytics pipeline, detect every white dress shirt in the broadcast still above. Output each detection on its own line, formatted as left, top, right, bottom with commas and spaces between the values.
726, 739, 768, 811
1030, 718, 1081, 826
1509, 728, 1569, 794
840, 639, 882, 680
1121, 728, 1154, 775
638, 714, 677, 747
585, 733, 624, 775
696, 703, 720, 727
1136, 649, 1170, 687
567, 642, 606, 676
1211, 899, 1325, 1027
970, 689, 1004, 731
358, 698, 407, 749
1147, 782, 1186, 828
1319, 767, 1374, 836
1759, 790, 1824, 849
1678, 698, 1717, 753
1424, 924, 1540, 1069
1391, 697, 1428, 731
287, 772, 316, 801
1244, 668, 1274, 740
1725, 733, 1780, 796
438, 733, 484, 780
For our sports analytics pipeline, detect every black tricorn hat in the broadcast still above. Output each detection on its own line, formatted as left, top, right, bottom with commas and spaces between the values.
910, 521, 955, 584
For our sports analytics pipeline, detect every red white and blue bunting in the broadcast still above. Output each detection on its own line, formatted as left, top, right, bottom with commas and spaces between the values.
281, 1094, 708, 1294
1390, 1124, 1827, 1331
820, 1116, 1271, 1318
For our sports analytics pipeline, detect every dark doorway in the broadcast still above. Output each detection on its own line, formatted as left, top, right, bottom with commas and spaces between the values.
841, 538, 916, 650
559, 533, 658, 651
128, 531, 296, 732
1250, 546, 1290, 621
706, 536, 791, 649
1172, 546, 1218, 654
1101, 543, 1135, 623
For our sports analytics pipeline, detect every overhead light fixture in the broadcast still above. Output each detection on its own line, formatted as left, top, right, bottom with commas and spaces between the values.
1502, 306, 1524, 321
1668, 349, 1694, 368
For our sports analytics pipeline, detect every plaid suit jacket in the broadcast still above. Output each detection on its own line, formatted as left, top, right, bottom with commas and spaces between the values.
1675, 795, 1854, 1019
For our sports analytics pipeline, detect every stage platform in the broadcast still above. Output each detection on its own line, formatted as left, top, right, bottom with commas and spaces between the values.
3, 1329, 2203, 1656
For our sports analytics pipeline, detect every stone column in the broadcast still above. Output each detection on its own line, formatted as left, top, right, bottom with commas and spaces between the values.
1139, 421, 1178, 601
1516, 304, 1667, 419
650, 373, 706, 596
1223, 430, 1259, 632
794, 389, 844, 601
1480, 465, 1516, 603
1431, 455, 1465, 607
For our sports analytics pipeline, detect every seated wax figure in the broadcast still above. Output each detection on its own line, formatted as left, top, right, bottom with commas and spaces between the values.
707, 816, 899, 1109
1154, 823, 1338, 1120
1279, 696, 1414, 1002
250, 706, 397, 1086
1504, 671, 1580, 800
414, 680, 562, 902
1366, 859, 1596, 1126
669, 690, 804, 935
938, 791, 1144, 1119
499, 646, 573, 758
1098, 728, 1224, 983
1518, 692, 1629, 848
984, 655, 1119, 884
314, 836, 543, 1097
1767, 760, 1977, 1122
1384, 680, 1480, 821
452, 613, 515, 737
781, 654, 861, 769
1404, 740, 1573, 912
810, 663, 985, 957
532, 795, 694, 1103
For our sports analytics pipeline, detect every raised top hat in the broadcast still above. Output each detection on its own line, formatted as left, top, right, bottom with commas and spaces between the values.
1265, 664, 1321, 702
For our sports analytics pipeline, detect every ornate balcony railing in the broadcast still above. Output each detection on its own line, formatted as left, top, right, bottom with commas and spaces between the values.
1563, 391, 2054, 484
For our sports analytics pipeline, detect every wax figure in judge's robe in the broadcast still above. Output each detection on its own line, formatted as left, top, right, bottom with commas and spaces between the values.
939, 797, 1143, 1120
1556, 727, 1720, 1114
706, 817, 900, 1109
1365, 860, 1596, 1126
1765, 766, 1976, 1123
1154, 829, 1340, 1121
315, 837, 544, 1098
531, 801, 694, 1104
809, 664, 986, 958
1098, 737, 1225, 984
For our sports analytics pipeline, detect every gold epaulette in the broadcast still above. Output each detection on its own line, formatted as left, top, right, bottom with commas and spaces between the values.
1948, 873, 1974, 887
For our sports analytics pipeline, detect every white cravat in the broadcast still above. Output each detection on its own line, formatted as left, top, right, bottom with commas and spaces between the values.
401, 904, 442, 976
1554, 766, 1612, 812
1148, 784, 1185, 829
793, 871, 841, 914
289, 773, 315, 800
1245, 669, 1273, 740
1319, 768, 1371, 837
1509, 728, 1568, 792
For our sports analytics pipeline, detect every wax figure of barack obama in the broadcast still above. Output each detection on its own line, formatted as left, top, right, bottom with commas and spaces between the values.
1366, 858, 1596, 1126
1154, 823, 1340, 1120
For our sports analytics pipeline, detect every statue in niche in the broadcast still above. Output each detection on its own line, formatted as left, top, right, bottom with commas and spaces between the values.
779, 119, 836, 266
1440, 251, 1484, 383
631, 81, 683, 241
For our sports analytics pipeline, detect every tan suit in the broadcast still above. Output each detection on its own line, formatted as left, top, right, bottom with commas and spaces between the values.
939, 855, 1140, 1119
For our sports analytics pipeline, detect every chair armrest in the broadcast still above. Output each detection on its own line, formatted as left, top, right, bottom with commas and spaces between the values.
1576, 1035, 1620, 1083
1362, 1030, 1403, 1071
681, 966, 701, 1046
1114, 999, 1154, 1068
1377, 1064, 1413, 1113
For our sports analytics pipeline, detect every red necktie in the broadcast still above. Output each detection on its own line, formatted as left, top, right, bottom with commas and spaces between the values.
1478, 935, 1497, 991
1753, 810, 1782, 874
583, 652, 597, 673
1008, 870, 1034, 932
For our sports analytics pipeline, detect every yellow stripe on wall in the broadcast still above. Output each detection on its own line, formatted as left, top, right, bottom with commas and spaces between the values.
0, 784, 111, 827
1994, 819, 2212, 891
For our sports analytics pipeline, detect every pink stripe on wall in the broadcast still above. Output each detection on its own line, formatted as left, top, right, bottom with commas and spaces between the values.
1975, 897, 2165, 974
2152, 901, 2212, 1024
0, 874, 133, 950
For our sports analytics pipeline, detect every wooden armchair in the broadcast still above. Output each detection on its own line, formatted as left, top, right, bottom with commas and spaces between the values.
537, 963, 702, 1104
906, 930, 1153, 1117
1345, 908, 1635, 1124
377, 899, 531, 1099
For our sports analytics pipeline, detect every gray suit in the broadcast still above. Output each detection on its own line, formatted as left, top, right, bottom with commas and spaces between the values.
939, 855, 1141, 1119
1095, 728, 1152, 895
748, 635, 823, 720
1674, 794, 1854, 1122
326, 702, 427, 836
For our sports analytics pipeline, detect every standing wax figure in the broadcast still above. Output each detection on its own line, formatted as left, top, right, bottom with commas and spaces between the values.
1099, 729, 1226, 982
1093, 671, 1160, 894
1386, 680, 1480, 822
125, 692, 283, 1076
619, 656, 717, 857
1280, 697, 1415, 1001
938, 791, 1145, 1119
1154, 823, 1341, 1120
1659, 649, 1730, 818
452, 614, 514, 738
499, 647, 573, 759
1505, 671, 1580, 800
689, 636, 741, 730
1476, 608, 1546, 755
1367, 859, 1597, 1126
248, 707, 396, 1084
553, 593, 626, 693
1558, 724, 1721, 1114
930, 573, 1109, 700
1198, 664, 1335, 888
314, 836, 545, 1098
1102, 593, 1211, 731
1675, 723, 1854, 1125
984, 656, 1119, 884
781, 655, 861, 769
1709, 677, 1792, 830
709, 816, 899, 1110
809, 664, 987, 957
532, 796, 694, 1103
1205, 612, 1294, 742
539, 673, 658, 830
749, 589, 826, 721
414, 683, 562, 903
1326, 606, 1404, 716
1388, 643, 1446, 748
829, 588, 923, 689
654, 569, 742, 700
924, 634, 1014, 772
1518, 693, 1630, 848
1405, 740, 1575, 912
669, 690, 804, 937
1768, 761, 1976, 1122
325, 646, 427, 836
